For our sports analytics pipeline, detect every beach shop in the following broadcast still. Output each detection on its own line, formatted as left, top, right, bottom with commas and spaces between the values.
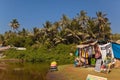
74, 40, 119, 73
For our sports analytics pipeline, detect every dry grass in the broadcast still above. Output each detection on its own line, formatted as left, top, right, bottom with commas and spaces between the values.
46, 64, 120, 80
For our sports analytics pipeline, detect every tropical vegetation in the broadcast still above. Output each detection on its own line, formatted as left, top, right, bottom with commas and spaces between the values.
0, 10, 119, 64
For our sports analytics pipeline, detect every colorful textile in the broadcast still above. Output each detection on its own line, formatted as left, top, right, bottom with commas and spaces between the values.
90, 58, 96, 65
75, 49, 79, 56
99, 43, 114, 61
81, 48, 88, 58
88, 46, 93, 56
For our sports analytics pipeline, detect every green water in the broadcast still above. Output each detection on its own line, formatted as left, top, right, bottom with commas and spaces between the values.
0, 62, 49, 80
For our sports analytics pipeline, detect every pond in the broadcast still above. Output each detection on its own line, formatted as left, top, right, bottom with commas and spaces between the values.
0, 62, 49, 80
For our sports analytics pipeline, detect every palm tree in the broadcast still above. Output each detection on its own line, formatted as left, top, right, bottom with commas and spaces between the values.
76, 10, 89, 29
9, 19, 20, 32
18, 28, 28, 37
59, 14, 73, 44
75, 10, 90, 41
60, 14, 84, 44
32, 27, 41, 42
96, 11, 111, 41
86, 18, 96, 39
59, 14, 71, 30
42, 21, 56, 47
58, 14, 81, 44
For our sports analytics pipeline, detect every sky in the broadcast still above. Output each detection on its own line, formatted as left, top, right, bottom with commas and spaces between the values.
0, 0, 120, 34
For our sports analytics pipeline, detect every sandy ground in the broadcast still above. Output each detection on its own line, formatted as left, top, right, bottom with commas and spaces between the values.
46, 64, 120, 80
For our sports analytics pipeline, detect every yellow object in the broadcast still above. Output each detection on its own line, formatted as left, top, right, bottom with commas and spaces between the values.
51, 61, 57, 66
81, 49, 88, 58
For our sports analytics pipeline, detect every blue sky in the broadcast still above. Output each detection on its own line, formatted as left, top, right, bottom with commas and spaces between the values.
0, 0, 120, 34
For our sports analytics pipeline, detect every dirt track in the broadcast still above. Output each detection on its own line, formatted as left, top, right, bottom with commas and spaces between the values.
46, 64, 120, 80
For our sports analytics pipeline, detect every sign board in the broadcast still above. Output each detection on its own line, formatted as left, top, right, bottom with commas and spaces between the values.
86, 74, 107, 80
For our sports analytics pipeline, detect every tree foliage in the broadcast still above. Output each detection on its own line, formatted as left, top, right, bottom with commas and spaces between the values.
3, 11, 112, 47
9, 19, 20, 32
1, 11, 116, 63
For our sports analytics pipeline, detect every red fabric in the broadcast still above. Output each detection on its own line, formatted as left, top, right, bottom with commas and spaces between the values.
95, 51, 101, 59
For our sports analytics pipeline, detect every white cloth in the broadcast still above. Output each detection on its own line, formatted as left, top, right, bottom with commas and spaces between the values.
98, 43, 114, 62
94, 59, 102, 72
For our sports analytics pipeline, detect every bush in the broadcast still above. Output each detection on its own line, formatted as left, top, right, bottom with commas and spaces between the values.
4, 44, 76, 65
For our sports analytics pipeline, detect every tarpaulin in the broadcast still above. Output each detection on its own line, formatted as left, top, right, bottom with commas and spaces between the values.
112, 42, 120, 59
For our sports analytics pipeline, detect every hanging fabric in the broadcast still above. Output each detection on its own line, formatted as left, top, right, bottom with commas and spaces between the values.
99, 43, 114, 62
75, 48, 79, 56
95, 45, 101, 59
81, 48, 88, 58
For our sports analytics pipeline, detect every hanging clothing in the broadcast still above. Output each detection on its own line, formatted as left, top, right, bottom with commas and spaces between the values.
92, 46, 95, 54
81, 48, 88, 58
99, 43, 114, 62
94, 58, 102, 72
75, 49, 79, 56
88, 46, 93, 57
94, 45, 101, 59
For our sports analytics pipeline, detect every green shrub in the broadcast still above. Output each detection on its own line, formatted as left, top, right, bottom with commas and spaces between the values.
4, 44, 76, 65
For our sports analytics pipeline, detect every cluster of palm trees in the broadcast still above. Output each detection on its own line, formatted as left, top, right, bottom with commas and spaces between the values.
0, 10, 112, 47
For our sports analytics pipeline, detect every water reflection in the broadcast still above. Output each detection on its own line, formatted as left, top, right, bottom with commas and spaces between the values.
0, 62, 49, 80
